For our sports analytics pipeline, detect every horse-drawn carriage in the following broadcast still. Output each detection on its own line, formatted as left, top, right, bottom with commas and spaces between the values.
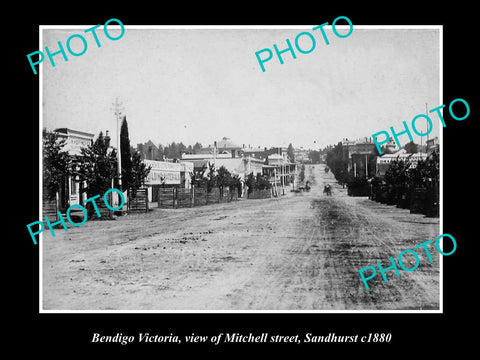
323, 184, 332, 196
294, 180, 311, 193
305, 180, 311, 192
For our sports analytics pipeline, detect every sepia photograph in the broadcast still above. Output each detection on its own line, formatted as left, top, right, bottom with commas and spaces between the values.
39, 25, 442, 312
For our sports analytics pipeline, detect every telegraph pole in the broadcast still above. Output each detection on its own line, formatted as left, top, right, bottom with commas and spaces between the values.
425, 103, 429, 148
111, 98, 124, 190
365, 153, 368, 178
420, 102, 430, 153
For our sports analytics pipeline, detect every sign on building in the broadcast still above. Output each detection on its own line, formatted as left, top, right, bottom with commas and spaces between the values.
143, 160, 181, 185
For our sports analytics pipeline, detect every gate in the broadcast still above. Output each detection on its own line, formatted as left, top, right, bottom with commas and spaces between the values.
128, 188, 149, 213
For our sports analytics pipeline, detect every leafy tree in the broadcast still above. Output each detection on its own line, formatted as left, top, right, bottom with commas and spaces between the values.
162, 141, 184, 160
190, 165, 206, 187
298, 164, 306, 183
255, 173, 272, 190
190, 163, 217, 191
156, 141, 204, 158
229, 174, 242, 192
407, 150, 439, 187
245, 173, 256, 194
205, 163, 217, 191
43, 129, 71, 200
177, 142, 187, 157
216, 166, 242, 196
423, 150, 439, 181
216, 166, 232, 190
169, 142, 179, 159
193, 142, 203, 154
287, 143, 295, 163
157, 144, 164, 160
404, 141, 418, 154
243, 172, 271, 192
309, 150, 321, 164
76, 131, 118, 199
384, 156, 412, 187
129, 151, 151, 195
163, 142, 171, 159
326, 142, 350, 185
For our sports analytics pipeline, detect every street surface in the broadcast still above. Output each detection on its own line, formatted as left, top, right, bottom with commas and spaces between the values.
43, 164, 440, 310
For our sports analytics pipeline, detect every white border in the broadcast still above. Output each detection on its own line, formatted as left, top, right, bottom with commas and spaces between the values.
39, 24, 443, 314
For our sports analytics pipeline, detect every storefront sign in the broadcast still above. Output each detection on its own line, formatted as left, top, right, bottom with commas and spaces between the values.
143, 160, 181, 185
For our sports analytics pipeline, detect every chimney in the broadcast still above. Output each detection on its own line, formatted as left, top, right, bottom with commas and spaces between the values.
104, 130, 111, 148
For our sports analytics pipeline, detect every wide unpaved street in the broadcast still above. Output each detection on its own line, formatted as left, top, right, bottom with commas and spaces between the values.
43, 164, 440, 310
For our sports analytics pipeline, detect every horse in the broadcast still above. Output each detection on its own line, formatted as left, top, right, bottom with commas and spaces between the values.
323, 184, 332, 196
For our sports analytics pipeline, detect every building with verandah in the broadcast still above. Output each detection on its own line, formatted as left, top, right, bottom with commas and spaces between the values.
50, 128, 95, 212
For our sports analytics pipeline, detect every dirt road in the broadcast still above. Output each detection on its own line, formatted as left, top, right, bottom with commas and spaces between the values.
43, 164, 440, 310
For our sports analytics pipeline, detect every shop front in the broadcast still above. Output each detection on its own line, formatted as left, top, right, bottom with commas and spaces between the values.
143, 160, 182, 202
52, 128, 94, 211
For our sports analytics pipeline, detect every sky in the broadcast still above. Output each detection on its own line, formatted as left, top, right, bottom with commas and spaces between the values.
42, 25, 441, 150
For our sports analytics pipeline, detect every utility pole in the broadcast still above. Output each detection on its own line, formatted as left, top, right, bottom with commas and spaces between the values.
111, 98, 124, 190
213, 141, 217, 168
280, 147, 285, 195
425, 103, 429, 152
274, 167, 278, 197
365, 153, 368, 178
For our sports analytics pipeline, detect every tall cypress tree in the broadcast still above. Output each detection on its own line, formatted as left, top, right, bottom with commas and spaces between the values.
287, 143, 295, 163
120, 115, 133, 191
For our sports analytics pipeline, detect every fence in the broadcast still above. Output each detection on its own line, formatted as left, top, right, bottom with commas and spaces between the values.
193, 188, 220, 206
158, 186, 239, 209
95, 200, 114, 219
128, 188, 149, 213
158, 188, 176, 208
42, 189, 128, 222
177, 188, 192, 208
247, 189, 272, 199
42, 192, 58, 221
